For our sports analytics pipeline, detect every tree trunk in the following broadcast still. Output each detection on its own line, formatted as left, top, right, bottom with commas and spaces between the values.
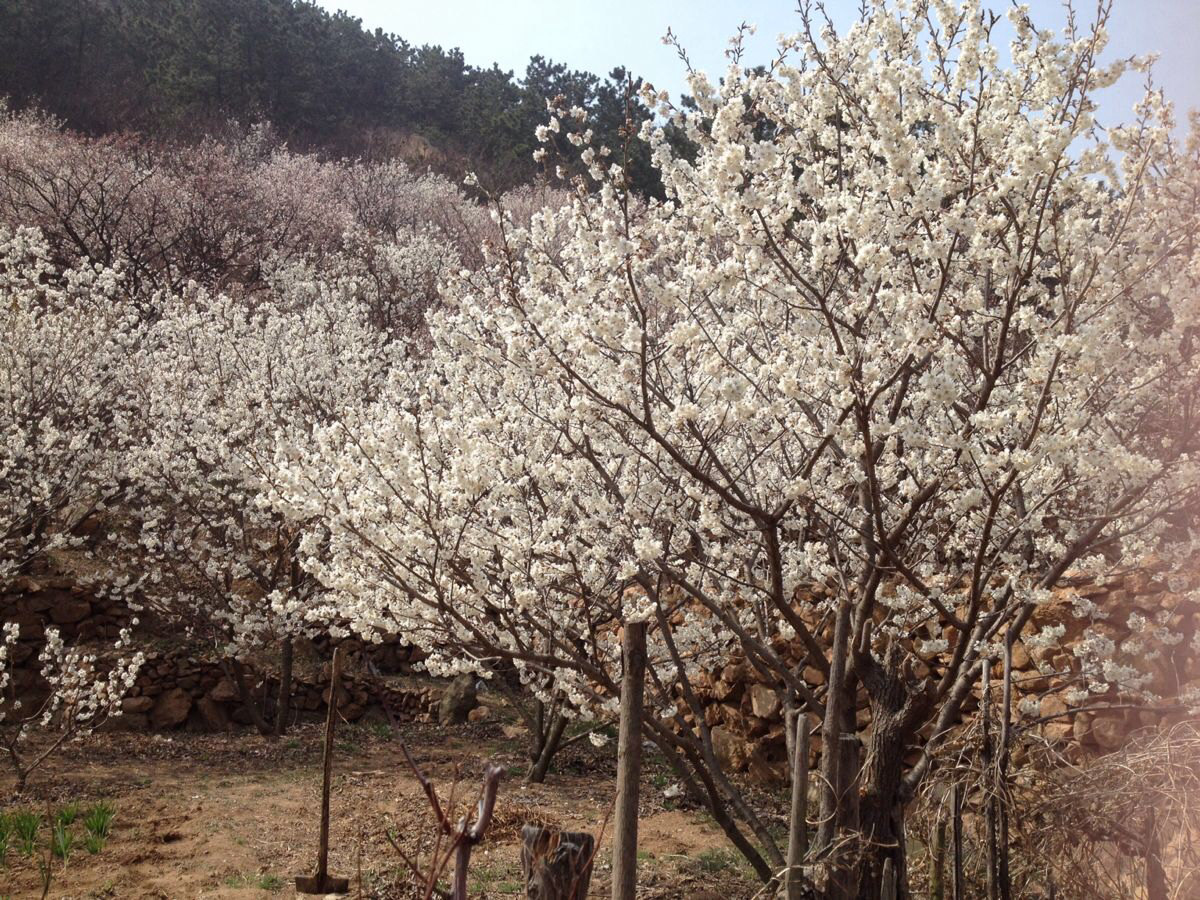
852, 713, 910, 899
852, 640, 925, 900
274, 637, 294, 737
816, 595, 853, 855
611, 621, 646, 900
528, 710, 568, 783
227, 658, 272, 736
532, 698, 547, 761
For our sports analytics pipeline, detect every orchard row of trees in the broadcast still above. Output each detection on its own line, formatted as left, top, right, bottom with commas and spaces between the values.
0, 100, 574, 773
2, 2, 1199, 896
0, 0, 677, 193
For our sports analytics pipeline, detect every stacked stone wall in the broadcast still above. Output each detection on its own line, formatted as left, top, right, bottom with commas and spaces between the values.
2, 576, 439, 732
683, 570, 1199, 783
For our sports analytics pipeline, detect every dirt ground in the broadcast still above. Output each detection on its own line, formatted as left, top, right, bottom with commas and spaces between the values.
0, 707, 768, 899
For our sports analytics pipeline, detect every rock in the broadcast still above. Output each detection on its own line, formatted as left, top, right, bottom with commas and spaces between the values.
1042, 722, 1073, 743
712, 679, 740, 702
49, 596, 92, 625
721, 660, 746, 682
23, 593, 54, 612
1091, 715, 1127, 751
748, 684, 781, 719
1010, 641, 1030, 670
195, 696, 231, 732
322, 684, 351, 707
718, 703, 745, 734
150, 687, 193, 730
747, 748, 788, 784
711, 726, 751, 771
467, 705, 491, 723
501, 724, 524, 740
8, 642, 34, 666
1030, 644, 1057, 666
208, 677, 239, 702
9, 611, 45, 640
101, 713, 148, 732
121, 696, 154, 715
340, 703, 365, 722
438, 673, 478, 725
1039, 695, 1069, 719
745, 715, 770, 738
1072, 712, 1094, 745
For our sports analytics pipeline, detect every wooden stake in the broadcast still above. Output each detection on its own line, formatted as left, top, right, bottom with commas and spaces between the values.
611, 621, 646, 900
785, 711, 811, 900
982, 660, 999, 900
880, 857, 897, 900
295, 645, 349, 894
951, 781, 963, 900
998, 640, 1013, 900
930, 801, 946, 900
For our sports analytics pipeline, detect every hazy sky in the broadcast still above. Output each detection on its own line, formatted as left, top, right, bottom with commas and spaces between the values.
319, 1, 1200, 132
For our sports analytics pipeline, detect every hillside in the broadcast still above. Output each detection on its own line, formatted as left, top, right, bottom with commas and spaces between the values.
0, 0, 670, 192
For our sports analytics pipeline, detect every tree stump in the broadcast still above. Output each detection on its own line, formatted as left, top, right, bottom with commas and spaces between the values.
520, 824, 595, 900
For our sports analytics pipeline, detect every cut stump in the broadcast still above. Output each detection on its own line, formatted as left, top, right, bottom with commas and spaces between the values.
520, 824, 595, 899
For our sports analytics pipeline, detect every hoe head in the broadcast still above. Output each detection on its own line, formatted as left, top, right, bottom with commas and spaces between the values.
295, 873, 350, 894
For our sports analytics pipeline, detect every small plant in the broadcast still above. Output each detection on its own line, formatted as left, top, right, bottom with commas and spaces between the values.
13, 810, 40, 857
0, 811, 10, 865
83, 801, 116, 841
224, 872, 284, 892
51, 821, 73, 863
55, 804, 79, 828
84, 832, 105, 855
696, 848, 741, 874
257, 873, 283, 891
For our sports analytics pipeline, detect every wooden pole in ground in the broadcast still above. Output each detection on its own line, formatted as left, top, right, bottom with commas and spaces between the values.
951, 781, 963, 900
982, 660, 999, 900
319, 646, 341, 878
997, 640, 1014, 900
880, 857, 897, 900
295, 645, 349, 894
785, 710, 811, 900
930, 797, 947, 900
1144, 810, 1169, 900
611, 621, 646, 900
